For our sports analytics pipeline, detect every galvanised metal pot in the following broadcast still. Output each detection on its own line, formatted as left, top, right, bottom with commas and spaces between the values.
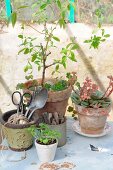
49, 119, 67, 147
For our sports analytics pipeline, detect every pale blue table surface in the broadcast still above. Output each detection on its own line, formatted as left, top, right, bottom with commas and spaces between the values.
1, 118, 113, 170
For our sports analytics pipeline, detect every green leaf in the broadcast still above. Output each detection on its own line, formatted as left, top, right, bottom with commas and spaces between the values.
59, 18, 65, 28
24, 65, 29, 72
71, 44, 79, 50
25, 75, 33, 80
52, 71, 55, 75
52, 36, 60, 42
24, 48, 29, 54
61, 48, 67, 55
40, 4, 47, 10
57, 0, 61, 9
101, 29, 105, 36
18, 5, 29, 9
18, 48, 25, 55
18, 34, 23, 39
16, 83, 25, 90
32, 53, 37, 62
55, 64, 59, 71
62, 56, 67, 68
66, 43, 73, 49
84, 40, 92, 43
104, 34, 110, 38
43, 138, 49, 144
11, 12, 17, 27
81, 101, 89, 107
67, 106, 73, 112
38, 65, 41, 71
69, 52, 76, 62
76, 82, 81, 89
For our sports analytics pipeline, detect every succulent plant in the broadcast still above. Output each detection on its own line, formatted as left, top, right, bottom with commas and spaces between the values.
71, 76, 113, 108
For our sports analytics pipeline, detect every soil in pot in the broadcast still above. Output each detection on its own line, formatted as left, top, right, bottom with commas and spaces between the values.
76, 105, 111, 135
36, 139, 57, 145
0, 110, 38, 151
35, 139, 58, 162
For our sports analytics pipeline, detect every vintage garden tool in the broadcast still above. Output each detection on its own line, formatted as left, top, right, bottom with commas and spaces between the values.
42, 112, 65, 125
26, 88, 48, 120
10, 91, 32, 124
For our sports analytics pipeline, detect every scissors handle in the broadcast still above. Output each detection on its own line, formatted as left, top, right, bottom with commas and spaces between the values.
12, 91, 22, 106
21, 92, 32, 107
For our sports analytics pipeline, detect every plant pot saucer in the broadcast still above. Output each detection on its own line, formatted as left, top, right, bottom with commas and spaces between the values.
72, 121, 111, 138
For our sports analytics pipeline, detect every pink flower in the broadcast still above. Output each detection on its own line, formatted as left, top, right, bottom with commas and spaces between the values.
80, 77, 98, 101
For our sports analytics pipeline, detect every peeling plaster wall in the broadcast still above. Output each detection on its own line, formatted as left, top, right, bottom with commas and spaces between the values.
0, 23, 113, 120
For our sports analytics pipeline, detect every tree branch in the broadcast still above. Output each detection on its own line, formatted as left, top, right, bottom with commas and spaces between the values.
40, 44, 46, 86
26, 23, 45, 35
45, 62, 60, 69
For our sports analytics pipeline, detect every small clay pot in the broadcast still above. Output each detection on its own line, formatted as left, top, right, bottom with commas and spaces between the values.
76, 105, 111, 135
0, 110, 38, 151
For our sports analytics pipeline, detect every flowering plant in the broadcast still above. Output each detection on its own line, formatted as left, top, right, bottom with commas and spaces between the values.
71, 76, 113, 108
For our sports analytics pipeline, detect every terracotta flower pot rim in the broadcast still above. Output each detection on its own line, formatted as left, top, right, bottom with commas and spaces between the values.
24, 78, 72, 103
0, 110, 38, 129
76, 104, 111, 117
24, 78, 72, 93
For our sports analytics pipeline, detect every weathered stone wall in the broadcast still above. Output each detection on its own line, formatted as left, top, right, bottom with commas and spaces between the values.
0, 23, 113, 121
1, 0, 113, 23
78, 0, 113, 24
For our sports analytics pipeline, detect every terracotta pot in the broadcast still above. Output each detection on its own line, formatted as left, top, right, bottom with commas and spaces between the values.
24, 78, 72, 116
49, 119, 66, 147
76, 105, 111, 135
0, 110, 38, 151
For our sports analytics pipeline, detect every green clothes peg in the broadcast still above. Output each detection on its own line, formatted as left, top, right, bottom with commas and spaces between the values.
5, 0, 12, 19
69, 0, 75, 23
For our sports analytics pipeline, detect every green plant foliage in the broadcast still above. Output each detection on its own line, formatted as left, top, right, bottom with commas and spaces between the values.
44, 80, 68, 91
84, 29, 110, 49
71, 84, 111, 109
28, 123, 61, 145
71, 91, 111, 108
18, 27, 77, 84
67, 106, 78, 120
11, 12, 17, 27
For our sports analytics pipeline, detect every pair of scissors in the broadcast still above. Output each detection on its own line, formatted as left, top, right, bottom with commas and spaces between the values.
12, 91, 32, 115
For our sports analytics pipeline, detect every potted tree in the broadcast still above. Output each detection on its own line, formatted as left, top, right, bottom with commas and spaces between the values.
71, 76, 113, 135
16, 0, 77, 116
28, 123, 61, 162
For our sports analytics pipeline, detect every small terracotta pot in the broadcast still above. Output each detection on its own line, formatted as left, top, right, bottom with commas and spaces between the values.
49, 119, 66, 147
35, 139, 58, 162
76, 105, 111, 135
24, 78, 72, 116
0, 110, 38, 151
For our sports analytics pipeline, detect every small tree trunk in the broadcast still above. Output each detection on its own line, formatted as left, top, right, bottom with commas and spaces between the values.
41, 44, 46, 87
42, 59, 46, 87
